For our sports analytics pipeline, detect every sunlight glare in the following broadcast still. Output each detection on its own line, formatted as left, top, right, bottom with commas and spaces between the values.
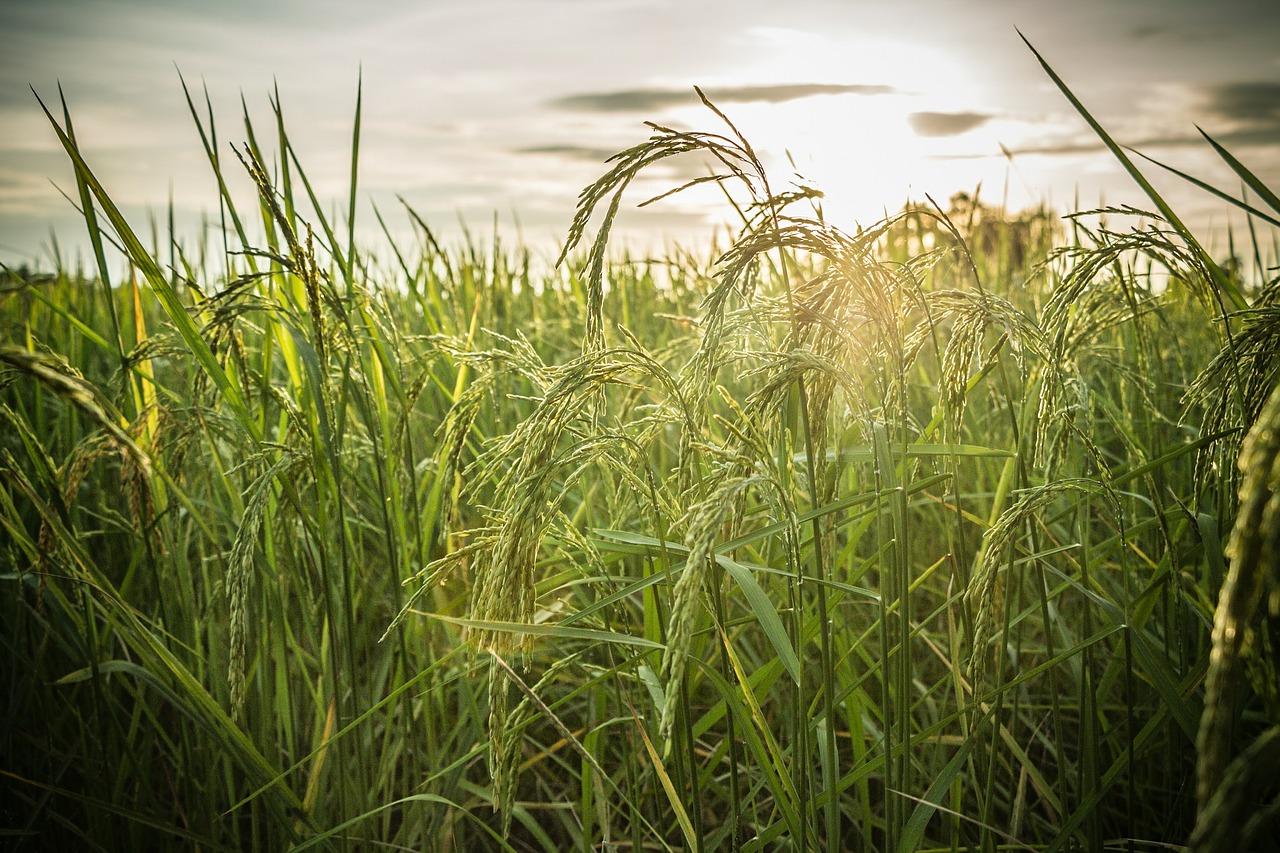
647, 26, 1016, 230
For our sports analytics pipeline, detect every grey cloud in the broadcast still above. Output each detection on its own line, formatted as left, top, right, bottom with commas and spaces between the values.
1128, 24, 1170, 40
517, 143, 722, 188
1200, 82, 1280, 124
1208, 126, 1280, 147
550, 83, 898, 113
648, 153, 723, 183
515, 144, 620, 162
936, 78, 1280, 162
929, 140, 1102, 160
950, 81, 1280, 160
908, 111, 993, 137
943, 126, 1280, 161
0, 169, 47, 193
1184, 82, 1280, 149
1125, 24, 1205, 44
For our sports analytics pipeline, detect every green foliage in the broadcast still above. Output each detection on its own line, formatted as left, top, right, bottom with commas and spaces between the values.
3, 50, 1280, 853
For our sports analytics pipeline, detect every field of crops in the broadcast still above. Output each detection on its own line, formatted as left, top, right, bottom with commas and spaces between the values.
3, 58, 1279, 852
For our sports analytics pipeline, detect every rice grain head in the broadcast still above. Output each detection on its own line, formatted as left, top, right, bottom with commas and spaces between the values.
1195, 379, 1280, 819
966, 478, 1109, 698
227, 449, 300, 721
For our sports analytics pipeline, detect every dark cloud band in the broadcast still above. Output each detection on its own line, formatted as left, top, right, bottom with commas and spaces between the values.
1201, 81, 1280, 123
908, 111, 993, 137
550, 83, 898, 113
515, 144, 621, 161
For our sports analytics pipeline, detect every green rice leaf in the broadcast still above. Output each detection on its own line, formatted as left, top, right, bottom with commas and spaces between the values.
1130, 147, 1280, 229
716, 556, 801, 685
34, 89, 261, 441
1020, 32, 1248, 311
426, 613, 665, 650
1197, 126, 1280, 218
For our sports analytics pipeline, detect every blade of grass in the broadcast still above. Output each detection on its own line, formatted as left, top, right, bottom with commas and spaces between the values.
716, 555, 801, 686
1019, 31, 1247, 312
34, 89, 260, 442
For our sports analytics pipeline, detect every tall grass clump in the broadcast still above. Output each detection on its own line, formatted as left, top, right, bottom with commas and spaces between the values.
2, 41, 1279, 852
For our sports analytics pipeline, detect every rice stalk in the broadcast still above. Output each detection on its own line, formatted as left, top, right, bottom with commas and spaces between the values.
1190, 724, 1280, 853
558, 90, 760, 357
226, 447, 302, 721
487, 657, 513, 833
661, 468, 769, 739
923, 289, 1046, 442
234, 145, 333, 367
1187, 278, 1280, 496
489, 654, 580, 837
0, 346, 150, 474
967, 478, 1111, 697
464, 347, 687, 655
1194, 379, 1280, 830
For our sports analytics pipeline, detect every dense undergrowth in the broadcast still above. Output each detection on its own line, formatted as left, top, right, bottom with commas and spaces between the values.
3, 51, 1280, 852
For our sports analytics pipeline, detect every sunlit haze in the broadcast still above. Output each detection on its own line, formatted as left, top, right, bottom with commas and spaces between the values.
2, 0, 1278, 269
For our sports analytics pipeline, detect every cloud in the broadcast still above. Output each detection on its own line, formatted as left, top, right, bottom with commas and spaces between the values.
520, 143, 722, 186
1177, 81, 1280, 150
908, 111, 993, 137
939, 80, 1280, 162
946, 130, 1278, 162
515, 144, 620, 162
1128, 24, 1170, 40
1200, 82, 1280, 124
550, 83, 898, 113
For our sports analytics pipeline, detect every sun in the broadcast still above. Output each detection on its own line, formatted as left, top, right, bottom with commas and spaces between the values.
755, 95, 933, 226
640, 26, 1009, 231
652, 93, 934, 230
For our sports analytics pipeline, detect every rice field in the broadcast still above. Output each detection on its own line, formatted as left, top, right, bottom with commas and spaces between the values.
3, 52, 1280, 852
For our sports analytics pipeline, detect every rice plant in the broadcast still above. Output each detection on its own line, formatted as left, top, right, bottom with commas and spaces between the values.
2, 44, 1279, 853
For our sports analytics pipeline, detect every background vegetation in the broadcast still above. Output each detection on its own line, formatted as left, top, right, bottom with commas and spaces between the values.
3, 54, 1280, 851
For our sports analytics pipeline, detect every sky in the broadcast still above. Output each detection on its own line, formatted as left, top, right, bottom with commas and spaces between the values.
1, 0, 1279, 272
